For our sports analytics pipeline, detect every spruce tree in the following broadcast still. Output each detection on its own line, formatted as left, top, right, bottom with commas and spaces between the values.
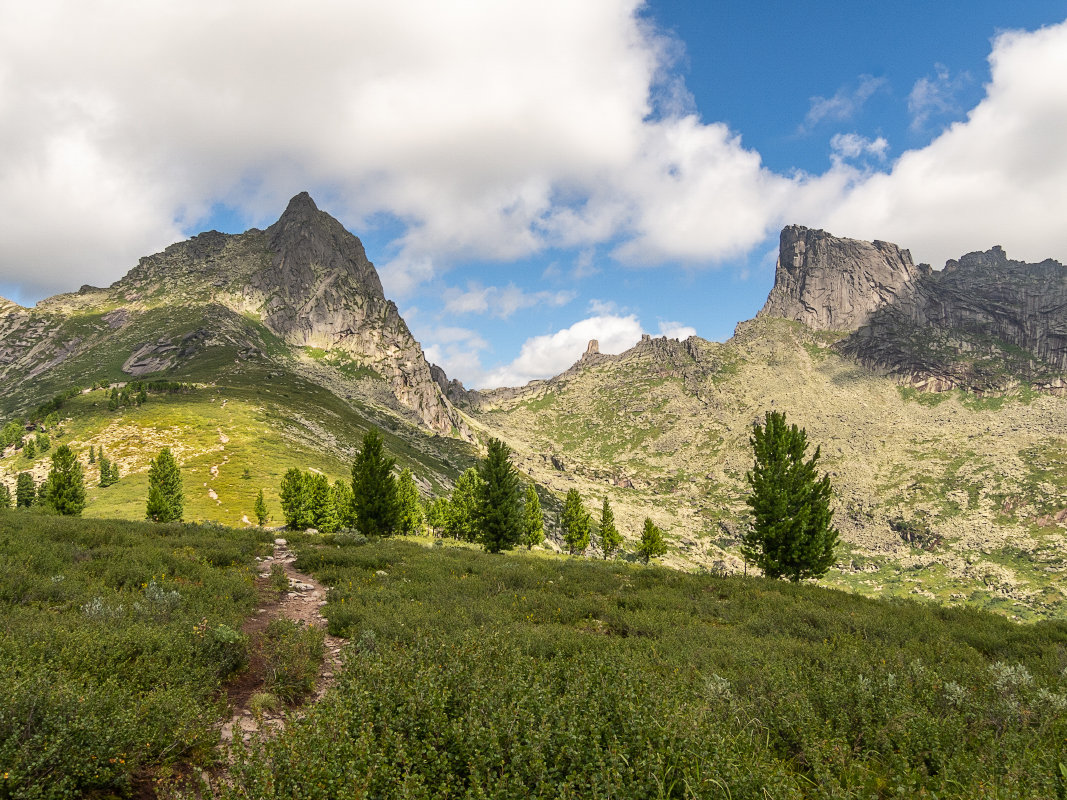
309, 472, 339, 533
332, 479, 355, 528
743, 410, 839, 582
445, 468, 484, 541
23, 437, 35, 460
521, 484, 545, 549
561, 488, 591, 555
254, 489, 270, 526
637, 517, 667, 564
107, 460, 120, 486
88, 445, 95, 464
0, 483, 11, 509
146, 447, 183, 523
41, 445, 85, 516
36, 433, 49, 452
477, 438, 522, 553
351, 429, 400, 537
396, 468, 424, 536
15, 472, 35, 507
279, 468, 312, 530
599, 497, 622, 559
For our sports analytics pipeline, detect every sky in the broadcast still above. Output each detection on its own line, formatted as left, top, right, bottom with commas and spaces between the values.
2, 1, 1066, 389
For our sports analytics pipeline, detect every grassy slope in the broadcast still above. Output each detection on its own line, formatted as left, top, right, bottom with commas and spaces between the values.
219, 534, 1067, 799
472, 318, 1067, 620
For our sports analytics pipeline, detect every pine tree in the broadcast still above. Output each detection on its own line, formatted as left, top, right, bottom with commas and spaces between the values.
254, 489, 270, 526
599, 497, 622, 559
107, 460, 120, 485
0, 483, 12, 509
521, 484, 545, 549
88, 445, 95, 464
279, 468, 312, 530
637, 517, 667, 564
146, 447, 183, 523
36, 433, 50, 452
396, 469, 424, 536
351, 429, 400, 537
426, 497, 449, 537
308, 472, 339, 533
41, 445, 85, 516
23, 437, 35, 460
743, 410, 839, 582
477, 438, 522, 553
561, 488, 591, 555
445, 468, 484, 541
332, 479, 355, 529
15, 472, 35, 507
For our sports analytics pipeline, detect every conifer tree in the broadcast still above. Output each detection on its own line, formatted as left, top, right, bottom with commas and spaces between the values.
637, 517, 667, 564
23, 437, 35, 460
15, 472, 35, 507
88, 445, 95, 464
107, 460, 120, 485
279, 468, 312, 530
351, 429, 400, 537
332, 479, 355, 528
36, 433, 50, 452
743, 410, 839, 582
396, 468, 424, 536
41, 444, 85, 516
146, 447, 183, 523
477, 438, 522, 553
309, 472, 340, 533
0, 483, 10, 509
599, 497, 622, 559
254, 489, 270, 526
561, 488, 591, 555
521, 484, 545, 549
426, 496, 449, 537
445, 468, 484, 541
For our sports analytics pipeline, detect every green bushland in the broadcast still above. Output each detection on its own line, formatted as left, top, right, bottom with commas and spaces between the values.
261, 619, 326, 704
0, 510, 269, 798
220, 537, 1067, 799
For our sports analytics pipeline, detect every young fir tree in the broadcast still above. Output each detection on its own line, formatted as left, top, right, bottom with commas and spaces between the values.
107, 460, 120, 486
88, 445, 95, 464
41, 445, 86, 516
476, 438, 522, 553
254, 489, 270, 526
396, 469, 424, 536
351, 429, 400, 537
146, 447, 183, 523
279, 468, 312, 530
561, 488, 591, 555
599, 497, 623, 559
308, 472, 340, 533
743, 410, 839, 582
15, 472, 35, 507
23, 437, 35, 460
521, 484, 545, 550
0, 483, 10, 509
445, 468, 484, 541
637, 517, 668, 564
332, 479, 355, 529
425, 496, 449, 537
36, 433, 50, 453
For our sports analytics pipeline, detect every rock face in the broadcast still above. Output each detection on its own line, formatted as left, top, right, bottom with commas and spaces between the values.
761, 226, 1067, 392
759, 225, 923, 331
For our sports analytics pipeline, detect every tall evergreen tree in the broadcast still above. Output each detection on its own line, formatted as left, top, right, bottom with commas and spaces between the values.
23, 437, 35, 460
477, 438, 522, 553
146, 448, 183, 523
15, 472, 35, 507
637, 517, 667, 564
396, 469, 424, 536
254, 489, 270, 526
561, 488, 591, 555
88, 445, 95, 464
279, 468, 312, 530
521, 484, 545, 549
445, 468, 484, 541
332, 479, 355, 528
0, 483, 10, 509
309, 472, 339, 533
743, 410, 839, 582
105, 460, 120, 486
98, 455, 112, 487
41, 444, 85, 516
599, 497, 622, 559
426, 496, 449, 537
351, 429, 400, 537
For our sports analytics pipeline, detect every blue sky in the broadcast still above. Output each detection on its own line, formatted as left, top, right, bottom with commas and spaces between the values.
2, 1, 1066, 388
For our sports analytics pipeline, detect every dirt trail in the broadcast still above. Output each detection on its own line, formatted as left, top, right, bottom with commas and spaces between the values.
219, 538, 345, 744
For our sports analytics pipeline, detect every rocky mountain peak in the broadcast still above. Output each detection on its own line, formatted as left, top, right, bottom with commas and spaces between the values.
759, 225, 921, 331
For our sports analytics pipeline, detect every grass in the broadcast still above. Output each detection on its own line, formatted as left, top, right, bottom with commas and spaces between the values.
216, 535, 1067, 799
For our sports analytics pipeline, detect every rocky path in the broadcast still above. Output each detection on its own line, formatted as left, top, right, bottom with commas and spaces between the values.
219, 537, 345, 744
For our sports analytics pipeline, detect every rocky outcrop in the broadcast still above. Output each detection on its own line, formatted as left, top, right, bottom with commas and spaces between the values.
760, 225, 923, 331
761, 226, 1067, 392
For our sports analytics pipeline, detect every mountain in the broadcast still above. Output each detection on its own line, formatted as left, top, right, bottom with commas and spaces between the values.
760, 225, 1067, 393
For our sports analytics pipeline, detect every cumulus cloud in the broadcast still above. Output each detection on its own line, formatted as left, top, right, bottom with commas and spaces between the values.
657, 320, 697, 340
830, 133, 889, 163
441, 282, 575, 319
820, 21, 1067, 269
908, 64, 971, 131
800, 75, 888, 132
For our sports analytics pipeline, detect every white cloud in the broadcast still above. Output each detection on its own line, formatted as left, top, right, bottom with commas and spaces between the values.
657, 320, 696, 340
801, 75, 888, 132
441, 282, 575, 319
908, 64, 971, 131
419, 325, 490, 385
820, 21, 1067, 269
830, 133, 889, 162
480, 314, 644, 388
